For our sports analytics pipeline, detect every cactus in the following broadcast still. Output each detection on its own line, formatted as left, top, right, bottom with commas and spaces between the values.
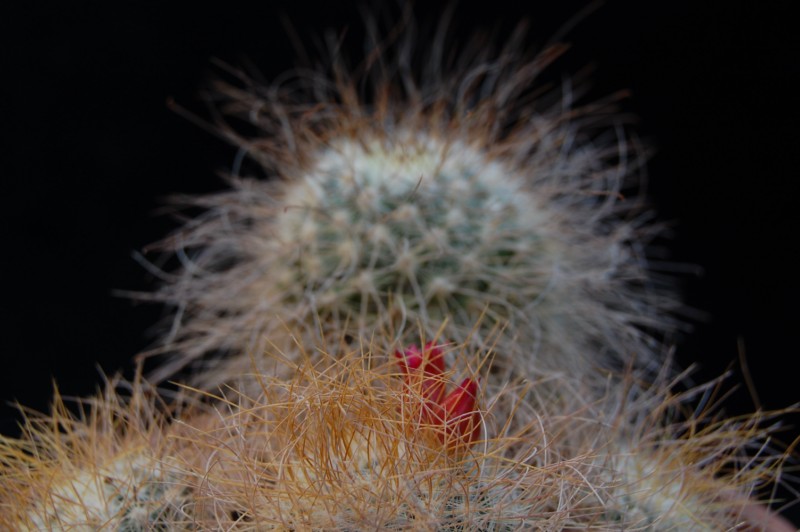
0, 375, 197, 530
144, 26, 675, 391
0, 7, 794, 531
0, 338, 785, 530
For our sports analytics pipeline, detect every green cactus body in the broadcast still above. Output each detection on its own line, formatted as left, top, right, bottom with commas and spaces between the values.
275, 135, 552, 339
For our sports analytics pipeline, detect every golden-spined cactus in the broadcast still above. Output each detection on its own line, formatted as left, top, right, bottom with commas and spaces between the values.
0, 338, 789, 530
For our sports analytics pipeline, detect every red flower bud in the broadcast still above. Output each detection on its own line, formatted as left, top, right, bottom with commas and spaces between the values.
439, 378, 481, 448
395, 341, 446, 405
396, 342, 481, 451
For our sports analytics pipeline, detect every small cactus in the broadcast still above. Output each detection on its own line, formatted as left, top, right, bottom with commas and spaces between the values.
0, 376, 196, 531
145, 18, 676, 392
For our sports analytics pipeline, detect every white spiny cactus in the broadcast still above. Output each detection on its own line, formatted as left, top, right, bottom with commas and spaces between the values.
145, 27, 675, 392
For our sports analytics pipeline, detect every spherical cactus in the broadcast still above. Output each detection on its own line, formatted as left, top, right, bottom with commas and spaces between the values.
145, 18, 675, 391
0, 376, 197, 530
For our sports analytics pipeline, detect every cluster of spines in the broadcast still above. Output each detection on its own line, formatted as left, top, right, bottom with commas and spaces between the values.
0, 376, 196, 530
1, 339, 787, 530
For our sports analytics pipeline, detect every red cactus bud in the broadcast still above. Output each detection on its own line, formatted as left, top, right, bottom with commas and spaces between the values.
396, 342, 481, 451
439, 378, 481, 448
395, 343, 424, 371
395, 341, 446, 404
395, 341, 445, 375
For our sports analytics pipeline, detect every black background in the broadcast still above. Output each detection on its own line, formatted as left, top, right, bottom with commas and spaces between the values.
2, 1, 798, 524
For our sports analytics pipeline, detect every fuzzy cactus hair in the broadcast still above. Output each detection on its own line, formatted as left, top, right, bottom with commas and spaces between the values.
0, 338, 791, 530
